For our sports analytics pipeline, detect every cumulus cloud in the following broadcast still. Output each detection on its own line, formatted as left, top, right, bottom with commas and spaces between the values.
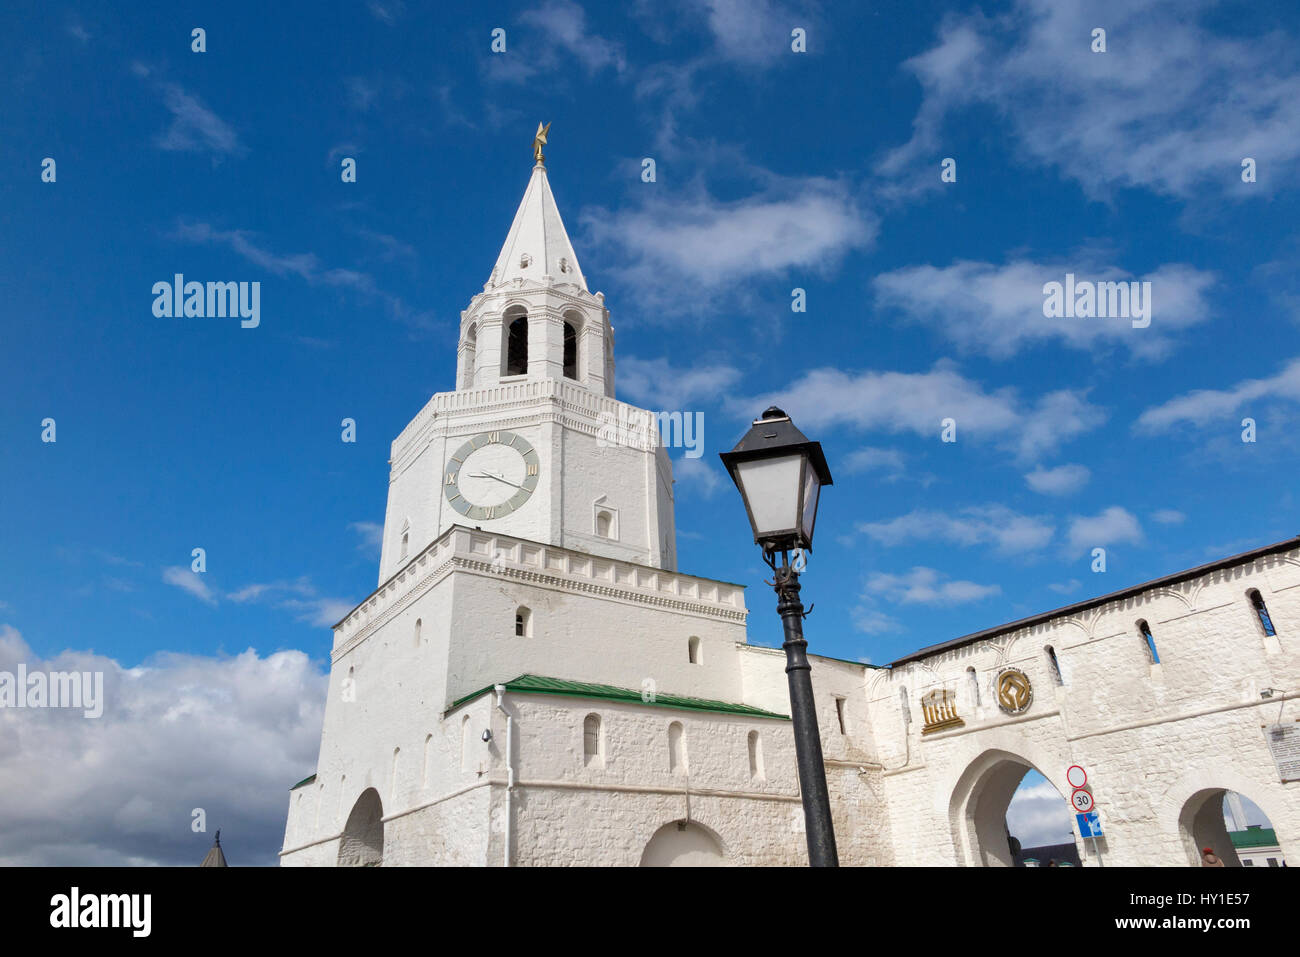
878, 0, 1300, 201
1024, 463, 1090, 495
520, 0, 626, 74
1006, 778, 1075, 849
1066, 506, 1143, 555
865, 567, 1001, 605
874, 259, 1216, 359
582, 177, 875, 312
733, 361, 1104, 463
1135, 357, 1300, 432
858, 505, 1055, 555
0, 625, 325, 865
616, 357, 742, 410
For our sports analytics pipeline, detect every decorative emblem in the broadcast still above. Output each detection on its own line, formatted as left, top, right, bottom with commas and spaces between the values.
532, 121, 551, 165
995, 667, 1033, 715
921, 688, 965, 735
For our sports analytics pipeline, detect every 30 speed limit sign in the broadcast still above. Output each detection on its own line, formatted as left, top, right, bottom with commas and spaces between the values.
1071, 787, 1095, 813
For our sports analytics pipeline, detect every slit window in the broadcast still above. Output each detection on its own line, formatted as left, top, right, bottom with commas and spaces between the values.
515, 606, 532, 638
1249, 590, 1276, 637
688, 636, 700, 664
1046, 645, 1064, 685
1138, 619, 1159, 664
834, 697, 846, 734
583, 714, 602, 766
966, 666, 980, 707
748, 731, 763, 779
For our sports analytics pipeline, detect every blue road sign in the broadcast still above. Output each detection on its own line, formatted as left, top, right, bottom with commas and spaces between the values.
1076, 810, 1103, 838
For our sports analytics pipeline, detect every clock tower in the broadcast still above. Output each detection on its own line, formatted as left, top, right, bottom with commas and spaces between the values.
374, 145, 677, 583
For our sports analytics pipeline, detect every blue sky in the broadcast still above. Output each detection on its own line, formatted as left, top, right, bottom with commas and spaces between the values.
1, 0, 1297, 863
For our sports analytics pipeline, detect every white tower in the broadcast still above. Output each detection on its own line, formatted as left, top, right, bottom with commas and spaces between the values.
375, 157, 677, 582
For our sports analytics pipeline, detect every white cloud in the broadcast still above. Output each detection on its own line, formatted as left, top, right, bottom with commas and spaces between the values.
616, 357, 742, 410
520, 1, 626, 74
733, 362, 1104, 463
874, 259, 1215, 359
155, 84, 245, 156
1025, 464, 1090, 496
851, 607, 900, 636
878, 0, 1300, 201
162, 567, 216, 606
865, 567, 1001, 606
227, 579, 354, 628
1152, 509, 1186, 525
1136, 357, 1300, 432
858, 505, 1055, 555
0, 625, 325, 865
581, 178, 875, 311
1048, 579, 1081, 596
843, 446, 907, 476
671, 457, 722, 497
1006, 777, 1075, 850
1066, 506, 1143, 555
349, 521, 384, 559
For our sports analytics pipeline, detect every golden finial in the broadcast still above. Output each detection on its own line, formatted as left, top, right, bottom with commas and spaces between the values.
532, 121, 551, 165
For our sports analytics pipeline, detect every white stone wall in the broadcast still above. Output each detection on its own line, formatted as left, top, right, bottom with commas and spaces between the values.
868, 546, 1300, 867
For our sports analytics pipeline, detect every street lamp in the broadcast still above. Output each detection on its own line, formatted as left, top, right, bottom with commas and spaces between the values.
720, 406, 838, 866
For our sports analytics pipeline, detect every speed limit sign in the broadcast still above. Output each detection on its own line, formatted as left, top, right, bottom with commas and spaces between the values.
1071, 787, 1095, 813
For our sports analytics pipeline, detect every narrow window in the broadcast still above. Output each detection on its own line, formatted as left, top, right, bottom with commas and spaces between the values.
1045, 645, 1064, 685
899, 686, 911, 725
460, 715, 474, 772
515, 606, 532, 637
583, 714, 601, 766
834, 697, 846, 734
422, 733, 434, 788
391, 747, 400, 799
596, 510, 612, 538
400, 531, 409, 560
506, 316, 529, 376
563, 321, 578, 379
688, 636, 701, 664
1249, 590, 1277, 637
1138, 619, 1159, 664
668, 721, 687, 774
966, 666, 981, 707
747, 730, 764, 780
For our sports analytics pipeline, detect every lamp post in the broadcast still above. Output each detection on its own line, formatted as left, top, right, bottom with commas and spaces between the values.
720, 406, 838, 867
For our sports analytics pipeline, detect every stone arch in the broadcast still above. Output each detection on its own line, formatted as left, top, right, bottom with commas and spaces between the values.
502, 304, 529, 377
946, 744, 1077, 867
639, 820, 726, 867
337, 788, 384, 867
1166, 768, 1295, 867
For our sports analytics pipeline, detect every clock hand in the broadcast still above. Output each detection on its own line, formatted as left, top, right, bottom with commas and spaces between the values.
470, 469, 527, 491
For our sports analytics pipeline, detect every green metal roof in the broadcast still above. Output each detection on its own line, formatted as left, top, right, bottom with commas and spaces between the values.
1229, 827, 1278, 849
450, 674, 790, 720
289, 773, 317, 791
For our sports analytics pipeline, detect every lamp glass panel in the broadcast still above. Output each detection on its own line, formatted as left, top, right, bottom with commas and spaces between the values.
735, 454, 804, 537
801, 465, 821, 542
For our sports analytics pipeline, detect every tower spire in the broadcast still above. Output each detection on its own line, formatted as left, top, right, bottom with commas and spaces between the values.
487, 124, 586, 291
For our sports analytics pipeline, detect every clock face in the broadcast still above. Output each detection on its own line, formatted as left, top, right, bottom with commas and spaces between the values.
443, 430, 540, 521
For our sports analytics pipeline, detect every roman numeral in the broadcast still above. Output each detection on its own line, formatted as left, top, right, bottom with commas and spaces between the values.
526, 463, 538, 476
487, 431, 500, 443
445, 472, 457, 485
484, 506, 495, 519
